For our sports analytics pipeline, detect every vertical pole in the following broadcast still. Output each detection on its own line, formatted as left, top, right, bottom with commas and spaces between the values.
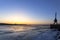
55, 12, 57, 19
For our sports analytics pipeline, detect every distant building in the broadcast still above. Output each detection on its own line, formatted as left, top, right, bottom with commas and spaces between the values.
50, 12, 60, 31
54, 12, 58, 24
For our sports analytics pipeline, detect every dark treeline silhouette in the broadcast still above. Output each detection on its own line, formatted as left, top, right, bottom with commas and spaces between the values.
0, 23, 25, 25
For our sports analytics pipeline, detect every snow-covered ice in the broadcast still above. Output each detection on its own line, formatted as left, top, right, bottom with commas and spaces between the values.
0, 26, 59, 40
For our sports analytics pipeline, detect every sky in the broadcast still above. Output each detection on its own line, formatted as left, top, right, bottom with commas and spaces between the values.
0, 0, 60, 24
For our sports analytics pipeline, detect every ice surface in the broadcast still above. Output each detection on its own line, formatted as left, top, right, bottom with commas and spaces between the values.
0, 29, 59, 40
0, 26, 59, 40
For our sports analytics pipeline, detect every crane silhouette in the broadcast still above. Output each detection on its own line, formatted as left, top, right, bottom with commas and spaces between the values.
54, 12, 58, 24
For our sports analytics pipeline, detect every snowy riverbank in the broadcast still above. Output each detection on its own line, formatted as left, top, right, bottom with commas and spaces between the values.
0, 29, 60, 40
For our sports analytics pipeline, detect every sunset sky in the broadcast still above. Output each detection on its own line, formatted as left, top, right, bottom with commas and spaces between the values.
0, 0, 60, 24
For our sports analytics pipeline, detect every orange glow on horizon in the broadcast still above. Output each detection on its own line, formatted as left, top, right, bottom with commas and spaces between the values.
0, 15, 51, 24
1, 15, 35, 24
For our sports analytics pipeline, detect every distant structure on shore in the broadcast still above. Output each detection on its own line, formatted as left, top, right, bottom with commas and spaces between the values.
50, 12, 60, 31
54, 12, 57, 24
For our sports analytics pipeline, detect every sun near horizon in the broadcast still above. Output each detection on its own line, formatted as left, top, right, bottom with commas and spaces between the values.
0, 15, 32, 24
0, 15, 50, 24
0, 15, 40, 24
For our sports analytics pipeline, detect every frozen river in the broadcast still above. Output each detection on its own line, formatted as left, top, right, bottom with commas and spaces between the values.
0, 25, 60, 40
